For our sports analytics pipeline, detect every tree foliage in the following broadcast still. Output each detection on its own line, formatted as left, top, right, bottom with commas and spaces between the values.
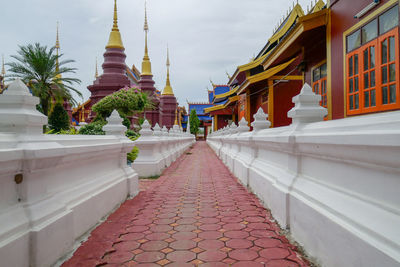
189, 109, 200, 135
6, 43, 82, 115
78, 120, 106, 135
92, 86, 150, 121
48, 102, 70, 132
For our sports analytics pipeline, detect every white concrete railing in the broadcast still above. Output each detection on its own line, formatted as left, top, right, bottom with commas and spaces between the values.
0, 80, 139, 267
207, 83, 400, 267
133, 121, 195, 177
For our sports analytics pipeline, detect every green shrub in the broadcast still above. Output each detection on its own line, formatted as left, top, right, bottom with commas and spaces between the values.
92, 87, 150, 120
126, 129, 139, 139
48, 103, 70, 132
78, 120, 106, 135
127, 146, 139, 163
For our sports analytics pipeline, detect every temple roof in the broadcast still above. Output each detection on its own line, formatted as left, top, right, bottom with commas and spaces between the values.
227, 1, 326, 86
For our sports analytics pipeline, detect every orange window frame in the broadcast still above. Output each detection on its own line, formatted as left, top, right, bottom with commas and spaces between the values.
312, 77, 327, 108
379, 28, 400, 109
346, 27, 400, 115
346, 51, 360, 113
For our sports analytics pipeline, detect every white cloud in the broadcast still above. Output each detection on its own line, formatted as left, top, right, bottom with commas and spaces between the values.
1, 0, 318, 107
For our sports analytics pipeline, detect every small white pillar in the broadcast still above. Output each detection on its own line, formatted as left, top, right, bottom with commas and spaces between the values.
0, 79, 47, 135
237, 117, 250, 133
251, 107, 271, 131
102, 110, 127, 136
288, 83, 328, 126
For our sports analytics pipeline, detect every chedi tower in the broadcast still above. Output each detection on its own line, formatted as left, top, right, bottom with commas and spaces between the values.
160, 47, 177, 129
138, 2, 161, 127
87, 0, 131, 119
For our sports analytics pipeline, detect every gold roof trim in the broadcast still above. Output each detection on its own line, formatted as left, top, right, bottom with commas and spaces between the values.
238, 57, 296, 95
268, 3, 304, 45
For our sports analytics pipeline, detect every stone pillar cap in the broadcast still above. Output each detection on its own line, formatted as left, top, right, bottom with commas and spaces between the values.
103, 110, 127, 136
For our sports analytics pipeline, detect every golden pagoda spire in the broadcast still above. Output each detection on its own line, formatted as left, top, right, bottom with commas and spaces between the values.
1, 55, 5, 77
106, 0, 125, 50
1, 55, 5, 89
141, 1, 152, 76
55, 22, 62, 79
174, 108, 178, 125
95, 57, 99, 78
80, 104, 85, 123
162, 46, 174, 95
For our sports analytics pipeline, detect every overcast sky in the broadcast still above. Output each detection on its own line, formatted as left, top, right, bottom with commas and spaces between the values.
1, 0, 315, 107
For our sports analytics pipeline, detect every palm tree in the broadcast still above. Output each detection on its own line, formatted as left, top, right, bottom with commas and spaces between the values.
6, 43, 82, 116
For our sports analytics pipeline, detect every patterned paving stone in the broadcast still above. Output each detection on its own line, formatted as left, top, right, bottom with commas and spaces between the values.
198, 250, 227, 262
145, 233, 170, 241
134, 251, 165, 263
140, 241, 168, 251
62, 142, 309, 267
198, 239, 225, 250
166, 250, 196, 263
226, 239, 253, 249
170, 240, 197, 250
229, 249, 259, 261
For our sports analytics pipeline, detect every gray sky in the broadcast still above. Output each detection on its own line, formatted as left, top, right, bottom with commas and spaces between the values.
1, 0, 315, 107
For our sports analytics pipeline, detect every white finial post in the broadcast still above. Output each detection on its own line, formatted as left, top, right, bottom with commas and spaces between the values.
237, 118, 250, 132
287, 83, 328, 126
0, 79, 47, 135
139, 119, 153, 136
153, 123, 162, 136
251, 107, 271, 131
103, 110, 127, 136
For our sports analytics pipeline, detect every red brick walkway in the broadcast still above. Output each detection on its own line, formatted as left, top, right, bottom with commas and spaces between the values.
62, 142, 309, 267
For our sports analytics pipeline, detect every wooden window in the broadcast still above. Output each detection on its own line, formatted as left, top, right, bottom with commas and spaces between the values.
347, 52, 360, 111
380, 29, 399, 107
346, 5, 399, 115
346, 28, 399, 115
362, 41, 377, 110
312, 63, 327, 108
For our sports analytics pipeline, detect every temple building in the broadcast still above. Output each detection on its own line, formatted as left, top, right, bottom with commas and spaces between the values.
72, 0, 179, 129
206, 0, 400, 131
186, 83, 230, 136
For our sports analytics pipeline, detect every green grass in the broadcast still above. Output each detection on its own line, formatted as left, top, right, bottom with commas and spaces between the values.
140, 175, 160, 180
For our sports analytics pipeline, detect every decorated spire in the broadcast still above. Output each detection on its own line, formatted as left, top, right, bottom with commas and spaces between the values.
141, 1, 152, 76
55, 22, 61, 79
95, 57, 99, 78
1, 55, 5, 89
162, 46, 174, 95
80, 104, 85, 123
174, 108, 178, 125
1, 55, 5, 77
106, 0, 125, 50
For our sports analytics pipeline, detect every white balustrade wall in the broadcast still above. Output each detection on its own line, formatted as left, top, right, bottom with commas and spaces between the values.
207, 84, 400, 267
133, 122, 195, 177
0, 80, 193, 267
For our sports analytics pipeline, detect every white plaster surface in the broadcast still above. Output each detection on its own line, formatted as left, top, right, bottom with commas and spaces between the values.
207, 84, 400, 267
133, 120, 195, 177
0, 80, 140, 267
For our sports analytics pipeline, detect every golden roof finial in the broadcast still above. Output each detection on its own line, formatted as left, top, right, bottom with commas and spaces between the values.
55, 22, 62, 79
106, 0, 125, 50
141, 0, 152, 76
162, 46, 174, 96
1, 55, 5, 76
210, 78, 215, 87
95, 57, 99, 79
174, 108, 178, 125
226, 71, 231, 80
